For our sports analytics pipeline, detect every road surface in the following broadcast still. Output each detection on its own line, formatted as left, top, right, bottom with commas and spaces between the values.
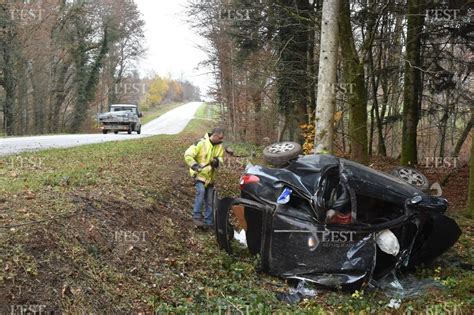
0, 102, 203, 156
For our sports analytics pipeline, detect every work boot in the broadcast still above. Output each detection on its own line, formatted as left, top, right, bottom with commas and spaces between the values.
193, 218, 205, 228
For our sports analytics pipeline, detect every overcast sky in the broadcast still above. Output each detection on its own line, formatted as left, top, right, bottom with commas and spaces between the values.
134, 0, 212, 97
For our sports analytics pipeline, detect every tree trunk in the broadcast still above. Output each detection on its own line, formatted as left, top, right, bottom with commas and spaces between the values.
307, 17, 317, 122
453, 111, 473, 157
17, 60, 28, 135
369, 105, 374, 156
275, 0, 313, 143
401, 0, 425, 166
468, 133, 474, 215
70, 41, 88, 133
339, 0, 368, 164
2, 38, 16, 135
439, 90, 450, 159
314, 0, 340, 154
70, 27, 109, 133
368, 32, 387, 156
30, 63, 46, 134
50, 60, 69, 133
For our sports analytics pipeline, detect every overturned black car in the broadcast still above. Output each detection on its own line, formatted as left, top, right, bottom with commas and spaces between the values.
215, 143, 461, 291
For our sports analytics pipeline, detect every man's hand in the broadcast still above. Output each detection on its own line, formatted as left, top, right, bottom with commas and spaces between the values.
210, 157, 219, 169
191, 164, 201, 172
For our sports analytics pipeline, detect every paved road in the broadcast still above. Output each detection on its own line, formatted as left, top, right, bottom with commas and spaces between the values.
0, 102, 203, 156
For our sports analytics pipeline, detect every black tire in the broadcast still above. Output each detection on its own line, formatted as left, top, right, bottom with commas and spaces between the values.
263, 142, 302, 166
391, 166, 430, 192
114, 131, 118, 134
127, 126, 132, 134
137, 126, 141, 135
102, 130, 108, 134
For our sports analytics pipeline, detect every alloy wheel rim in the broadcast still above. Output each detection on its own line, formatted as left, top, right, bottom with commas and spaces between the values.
398, 168, 425, 186
268, 143, 295, 154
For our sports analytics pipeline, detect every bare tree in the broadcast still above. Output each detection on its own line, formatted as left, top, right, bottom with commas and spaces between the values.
469, 136, 474, 215
314, 0, 340, 154
401, 0, 425, 166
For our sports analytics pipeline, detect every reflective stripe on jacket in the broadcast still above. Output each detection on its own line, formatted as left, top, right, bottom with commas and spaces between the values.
184, 133, 224, 186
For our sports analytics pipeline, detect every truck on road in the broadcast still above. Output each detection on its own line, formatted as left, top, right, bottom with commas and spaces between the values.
98, 104, 143, 135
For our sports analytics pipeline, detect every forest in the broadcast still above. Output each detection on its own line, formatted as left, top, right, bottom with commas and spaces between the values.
188, 0, 473, 163
0, 0, 200, 135
188, 0, 473, 210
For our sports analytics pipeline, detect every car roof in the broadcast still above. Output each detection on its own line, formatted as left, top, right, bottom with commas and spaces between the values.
110, 104, 137, 107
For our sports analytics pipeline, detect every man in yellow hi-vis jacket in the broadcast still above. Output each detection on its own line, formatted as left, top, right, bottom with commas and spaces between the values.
184, 128, 225, 228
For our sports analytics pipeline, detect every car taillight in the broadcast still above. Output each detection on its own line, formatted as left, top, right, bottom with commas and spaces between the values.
240, 174, 260, 190
331, 213, 351, 224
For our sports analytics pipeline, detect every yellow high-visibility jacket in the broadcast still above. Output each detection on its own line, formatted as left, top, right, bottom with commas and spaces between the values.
184, 133, 224, 186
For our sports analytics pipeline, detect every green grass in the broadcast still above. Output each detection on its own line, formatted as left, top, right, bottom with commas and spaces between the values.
226, 142, 263, 158
193, 102, 208, 119
193, 102, 220, 120
0, 114, 473, 314
141, 102, 185, 125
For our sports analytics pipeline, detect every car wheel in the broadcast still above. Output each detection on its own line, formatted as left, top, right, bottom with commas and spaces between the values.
102, 130, 108, 134
391, 166, 430, 192
114, 131, 118, 134
263, 142, 302, 166
127, 127, 132, 134
137, 127, 141, 135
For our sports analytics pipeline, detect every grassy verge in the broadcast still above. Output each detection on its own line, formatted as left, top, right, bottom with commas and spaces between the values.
141, 102, 185, 125
193, 102, 220, 121
0, 117, 472, 313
